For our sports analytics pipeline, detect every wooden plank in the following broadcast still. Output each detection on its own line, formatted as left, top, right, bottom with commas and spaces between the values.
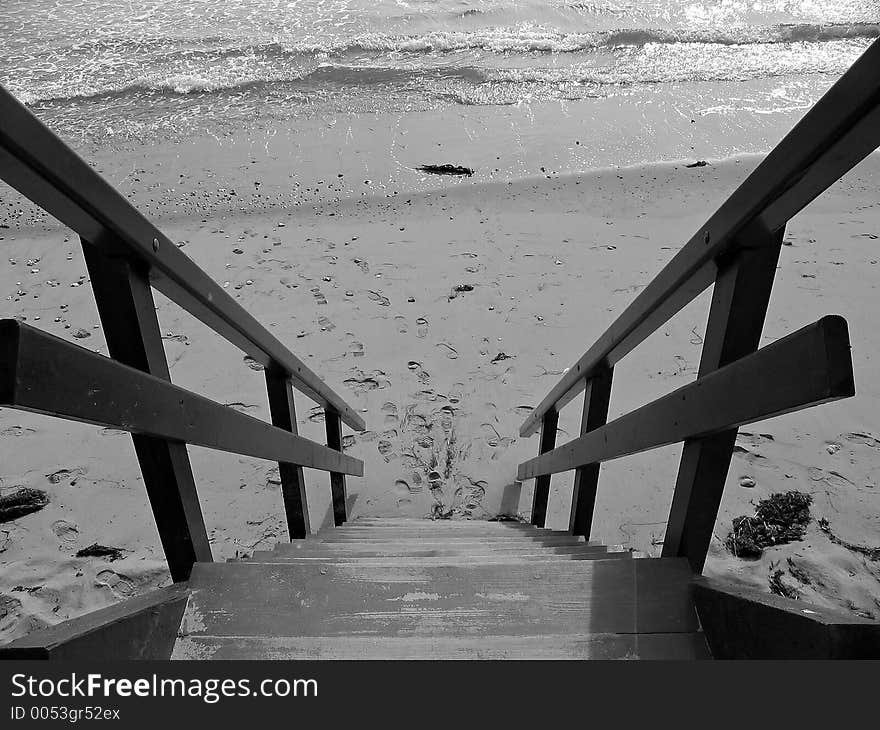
518, 37, 880, 437
517, 316, 854, 480
569, 366, 613, 538
265, 369, 310, 539
82, 243, 210, 581
325, 410, 348, 526
313, 527, 576, 537
0, 585, 188, 660
183, 559, 698, 638
0, 320, 364, 477
311, 536, 588, 545
530, 410, 559, 527
177, 558, 697, 640
268, 544, 612, 557
173, 632, 709, 660
244, 554, 632, 566
0, 86, 364, 431
692, 578, 880, 659
662, 229, 782, 571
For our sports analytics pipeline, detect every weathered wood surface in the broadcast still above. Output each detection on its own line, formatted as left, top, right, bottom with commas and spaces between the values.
325, 410, 348, 526
268, 544, 612, 557
0, 585, 188, 660
0, 319, 363, 477
693, 578, 880, 659
171, 520, 702, 660
530, 410, 559, 527
570, 366, 614, 538
83, 243, 211, 581
313, 536, 588, 545
265, 369, 311, 539
662, 229, 782, 572
518, 316, 854, 480
249, 556, 630, 565
178, 558, 697, 638
174, 632, 709, 660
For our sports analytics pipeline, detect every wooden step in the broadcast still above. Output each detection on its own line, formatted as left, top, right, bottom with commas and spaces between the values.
240, 554, 632, 566
174, 558, 701, 660
268, 542, 611, 556
312, 535, 589, 545
174, 632, 709, 660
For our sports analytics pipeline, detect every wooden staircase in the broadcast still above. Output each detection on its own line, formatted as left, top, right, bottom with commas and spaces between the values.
172, 518, 709, 660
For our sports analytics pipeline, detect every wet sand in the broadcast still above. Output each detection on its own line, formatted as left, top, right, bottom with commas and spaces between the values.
1, 119, 879, 641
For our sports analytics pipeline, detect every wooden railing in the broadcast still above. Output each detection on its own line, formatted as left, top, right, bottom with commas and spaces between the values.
518, 37, 880, 572
0, 87, 364, 581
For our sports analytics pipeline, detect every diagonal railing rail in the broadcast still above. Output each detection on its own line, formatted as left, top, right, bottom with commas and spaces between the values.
518, 37, 880, 572
0, 86, 365, 580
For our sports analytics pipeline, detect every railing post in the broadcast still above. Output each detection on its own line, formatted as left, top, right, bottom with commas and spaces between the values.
81, 240, 211, 581
569, 366, 614, 538
530, 409, 559, 527
324, 410, 347, 526
662, 222, 784, 572
265, 369, 311, 539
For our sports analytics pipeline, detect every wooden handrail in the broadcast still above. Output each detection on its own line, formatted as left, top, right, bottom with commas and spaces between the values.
0, 86, 364, 432
518, 317, 853, 479
519, 37, 880, 438
0, 320, 364, 476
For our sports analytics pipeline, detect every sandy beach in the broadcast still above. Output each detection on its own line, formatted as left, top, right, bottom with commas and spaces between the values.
1, 97, 879, 641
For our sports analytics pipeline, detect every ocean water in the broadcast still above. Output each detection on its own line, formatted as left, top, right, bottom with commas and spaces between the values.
1, 0, 877, 149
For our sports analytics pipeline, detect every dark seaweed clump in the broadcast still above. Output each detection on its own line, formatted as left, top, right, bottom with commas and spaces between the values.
726, 491, 813, 559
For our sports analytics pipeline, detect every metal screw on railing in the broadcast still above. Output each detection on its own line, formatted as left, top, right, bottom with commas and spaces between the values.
152, 237, 160, 253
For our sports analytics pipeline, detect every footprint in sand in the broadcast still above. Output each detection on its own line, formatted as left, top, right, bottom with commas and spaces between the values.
0, 426, 37, 438
345, 334, 364, 358
416, 317, 429, 339
310, 287, 327, 305
843, 432, 880, 449
407, 361, 431, 385
343, 369, 390, 393
52, 519, 79, 544
95, 570, 135, 599
395, 479, 422, 496
807, 467, 855, 489
447, 383, 464, 404
381, 402, 399, 426
394, 315, 408, 334
46, 467, 86, 485
342, 435, 356, 449
352, 258, 369, 274
437, 342, 459, 360
367, 290, 390, 306
318, 316, 336, 332
404, 413, 430, 436
377, 440, 396, 462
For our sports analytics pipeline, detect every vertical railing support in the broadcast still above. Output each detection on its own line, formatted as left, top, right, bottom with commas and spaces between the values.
662, 222, 784, 572
325, 410, 347, 526
530, 409, 559, 527
81, 240, 211, 581
265, 369, 311, 539
568, 366, 614, 538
